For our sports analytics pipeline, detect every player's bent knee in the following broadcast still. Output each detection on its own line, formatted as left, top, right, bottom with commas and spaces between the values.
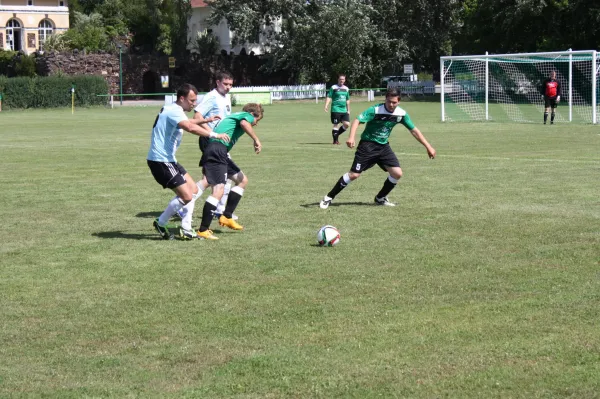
389, 169, 403, 180
348, 172, 361, 180
231, 171, 246, 185
179, 192, 193, 204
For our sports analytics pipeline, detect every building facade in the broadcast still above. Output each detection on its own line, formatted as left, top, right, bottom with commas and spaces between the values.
0, 0, 69, 54
188, 0, 279, 55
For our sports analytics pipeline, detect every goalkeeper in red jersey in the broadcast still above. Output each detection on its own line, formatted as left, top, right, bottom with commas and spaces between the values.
541, 70, 561, 125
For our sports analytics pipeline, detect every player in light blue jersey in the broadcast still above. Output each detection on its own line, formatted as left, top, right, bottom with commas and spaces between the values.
147, 83, 230, 240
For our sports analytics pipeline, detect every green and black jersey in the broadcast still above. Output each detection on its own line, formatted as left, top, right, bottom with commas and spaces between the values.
210, 112, 255, 151
327, 84, 350, 113
356, 104, 415, 145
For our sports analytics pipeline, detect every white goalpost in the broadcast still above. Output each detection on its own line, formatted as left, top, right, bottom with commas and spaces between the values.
440, 49, 600, 124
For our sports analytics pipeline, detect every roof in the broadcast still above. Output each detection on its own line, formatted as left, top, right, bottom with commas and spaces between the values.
191, 0, 208, 7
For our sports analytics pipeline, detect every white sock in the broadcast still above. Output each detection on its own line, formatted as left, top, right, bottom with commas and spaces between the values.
216, 180, 232, 214
159, 197, 185, 225
181, 186, 204, 230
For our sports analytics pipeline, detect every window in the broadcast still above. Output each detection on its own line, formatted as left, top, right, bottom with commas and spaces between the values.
38, 19, 54, 50
59, 0, 65, 5
28, 0, 34, 6
7, 19, 22, 51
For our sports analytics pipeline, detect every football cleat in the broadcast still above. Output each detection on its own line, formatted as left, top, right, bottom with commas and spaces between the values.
197, 229, 219, 240
218, 215, 244, 230
319, 196, 332, 209
213, 211, 239, 220
374, 196, 396, 206
179, 227, 199, 240
153, 218, 174, 240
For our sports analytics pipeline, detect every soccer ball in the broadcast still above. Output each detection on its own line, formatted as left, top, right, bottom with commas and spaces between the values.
317, 225, 340, 247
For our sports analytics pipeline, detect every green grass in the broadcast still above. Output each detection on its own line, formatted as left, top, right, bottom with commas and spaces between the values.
1, 101, 599, 398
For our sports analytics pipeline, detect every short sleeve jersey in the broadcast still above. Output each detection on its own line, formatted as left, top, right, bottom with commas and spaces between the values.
147, 103, 188, 162
194, 89, 232, 129
210, 112, 255, 151
356, 104, 415, 145
327, 84, 350, 113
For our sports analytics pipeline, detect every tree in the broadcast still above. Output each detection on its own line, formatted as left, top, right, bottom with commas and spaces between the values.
207, 0, 406, 86
43, 11, 110, 52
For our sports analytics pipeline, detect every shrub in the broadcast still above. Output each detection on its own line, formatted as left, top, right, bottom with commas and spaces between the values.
0, 75, 108, 109
14, 54, 37, 77
0, 49, 17, 76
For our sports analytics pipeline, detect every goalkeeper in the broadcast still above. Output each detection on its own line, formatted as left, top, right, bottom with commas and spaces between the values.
541, 71, 561, 125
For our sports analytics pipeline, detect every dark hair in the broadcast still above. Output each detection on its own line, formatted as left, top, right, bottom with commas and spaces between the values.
385, 88, 401, 100
177, 83, 198, 99
339, 74, 346, 79
216, 71, 234, 82
242, 103, 264, 120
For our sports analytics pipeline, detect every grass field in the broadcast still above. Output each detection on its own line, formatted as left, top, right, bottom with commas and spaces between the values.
1, 100, 599, 397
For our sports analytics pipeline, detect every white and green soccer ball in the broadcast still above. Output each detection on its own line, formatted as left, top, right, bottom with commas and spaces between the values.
317, 225, 340, 247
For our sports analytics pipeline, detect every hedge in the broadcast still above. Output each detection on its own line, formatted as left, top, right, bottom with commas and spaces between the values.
0, 75, 108, 109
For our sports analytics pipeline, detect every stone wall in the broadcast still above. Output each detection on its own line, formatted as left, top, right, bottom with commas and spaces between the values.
37, 52, 172, 96
35, 51, 288, 96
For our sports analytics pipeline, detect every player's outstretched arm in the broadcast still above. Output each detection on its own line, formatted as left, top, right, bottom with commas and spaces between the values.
240, 120, 262, 154
178, 120, 230, 142
410, 127, 436, 159
192, 112, 221, 125
346, 119, 361, 148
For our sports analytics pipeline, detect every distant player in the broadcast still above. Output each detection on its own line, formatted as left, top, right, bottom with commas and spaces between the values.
319, 89, 435, 209
541, 70, 561, 125
196, 103, 264, 240
147, 83, 229, 240
324, 74, 350, 145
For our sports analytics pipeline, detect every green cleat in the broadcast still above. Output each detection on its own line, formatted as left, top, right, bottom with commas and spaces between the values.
153, 218, 174, 240
179, 227, 199, 240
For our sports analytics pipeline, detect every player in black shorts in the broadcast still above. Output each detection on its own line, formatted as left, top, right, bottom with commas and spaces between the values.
541, 70, 561, 125
146, 83, 230, 240
320, 89, 436, 209
324, 74, 351, 144
195, 103, 264, 240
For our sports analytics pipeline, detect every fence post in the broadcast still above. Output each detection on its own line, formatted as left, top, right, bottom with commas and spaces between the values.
110, 95, 114, 109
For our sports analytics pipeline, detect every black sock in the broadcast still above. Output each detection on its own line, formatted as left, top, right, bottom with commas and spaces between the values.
199, 201, 217, 232
224, 191, 242, 218
551, 112, 555, 123
338, 126, 346, 136
327, 175, 349, 199
332, 128, 339, 139
376, 177, 397, 199
544, 112, 548, 123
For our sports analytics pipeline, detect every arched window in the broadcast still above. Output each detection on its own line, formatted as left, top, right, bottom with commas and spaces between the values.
7, 19, 22, 51
38, 19, 54, 50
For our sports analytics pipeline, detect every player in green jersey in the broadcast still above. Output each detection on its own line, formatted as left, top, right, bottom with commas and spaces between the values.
319, 89, 436, 209
195, 103, 264, 240
324, 74, 351, 145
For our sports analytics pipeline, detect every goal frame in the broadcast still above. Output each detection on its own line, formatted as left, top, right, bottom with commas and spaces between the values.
440, 49, 598, 124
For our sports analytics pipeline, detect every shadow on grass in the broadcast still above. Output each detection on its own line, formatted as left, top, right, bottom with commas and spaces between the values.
136, 211, 161, 219
297, 142, 341, 146
300, 201, 373, 208
93, 231, 164, 240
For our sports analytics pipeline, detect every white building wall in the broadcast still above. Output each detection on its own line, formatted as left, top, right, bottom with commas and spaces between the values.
187, 7, 280, 55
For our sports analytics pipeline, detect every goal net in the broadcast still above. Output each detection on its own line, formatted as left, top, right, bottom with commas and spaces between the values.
441, 50, 599, 123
